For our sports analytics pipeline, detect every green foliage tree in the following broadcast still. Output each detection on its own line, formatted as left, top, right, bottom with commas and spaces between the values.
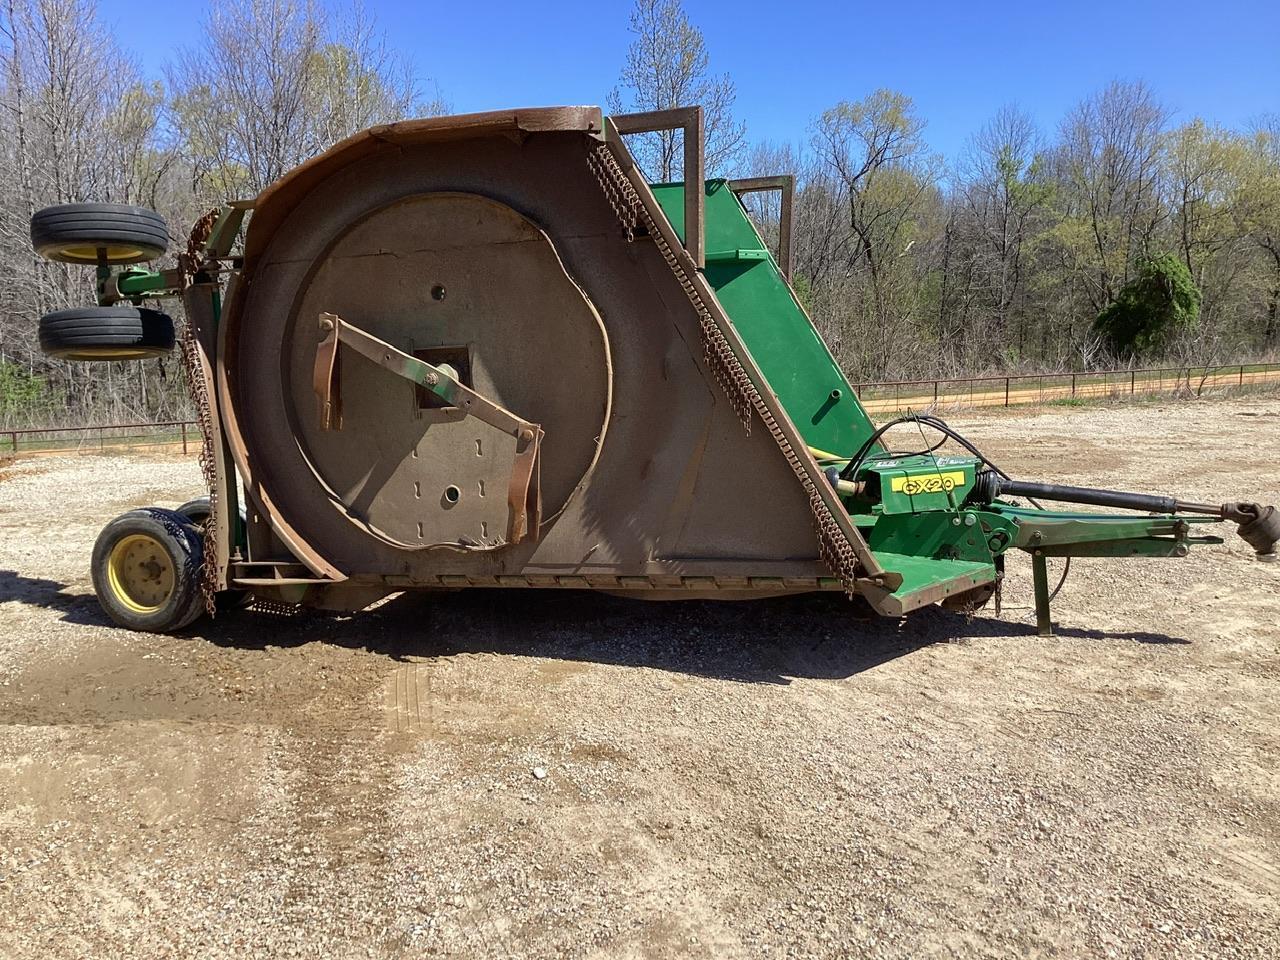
1094, 254, 1202, 358
1238, 117, 1280, 346
0, 361, 51, 424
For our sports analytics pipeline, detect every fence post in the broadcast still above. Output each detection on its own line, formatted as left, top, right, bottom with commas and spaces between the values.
933, 379, 938, 404
1071, 373, 1076, 396
1130, 370, 1135, 395
181, 422, 188, 455
1005, 378, 1010, 406
1240, 364, 1245, 386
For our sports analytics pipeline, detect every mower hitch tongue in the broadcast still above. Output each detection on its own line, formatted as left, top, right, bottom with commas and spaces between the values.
26, 105, 1278, 635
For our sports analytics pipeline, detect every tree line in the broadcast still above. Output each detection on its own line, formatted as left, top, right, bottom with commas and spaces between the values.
1, 0, 1277, 428
0, 0, 434, 426
756, 87, 1278, 382
610, 0, 1280, 382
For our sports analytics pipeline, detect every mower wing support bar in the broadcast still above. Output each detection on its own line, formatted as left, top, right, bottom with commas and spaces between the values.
313, 312, 544, 545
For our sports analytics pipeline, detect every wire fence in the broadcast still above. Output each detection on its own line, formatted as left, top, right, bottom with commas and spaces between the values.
1, 420, 197, 458
852, 362, 1280, 415
2, 362, 1278, 460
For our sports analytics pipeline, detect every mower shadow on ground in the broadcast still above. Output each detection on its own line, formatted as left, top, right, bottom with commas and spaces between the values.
0, 570, 104, 625
0, 572, 1190, 681
191, 588, 1189, 684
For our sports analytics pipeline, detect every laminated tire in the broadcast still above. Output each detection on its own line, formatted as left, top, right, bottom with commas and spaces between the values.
176, 495, 248, 530
175, 496, 215, 528
38, 305, 175, 361
91, 508, 207, 632
30, 202, 168, 264
175, 497, 252, 610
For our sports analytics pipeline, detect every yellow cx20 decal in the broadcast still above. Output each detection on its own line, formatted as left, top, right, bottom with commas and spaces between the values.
890, 471, 966, 496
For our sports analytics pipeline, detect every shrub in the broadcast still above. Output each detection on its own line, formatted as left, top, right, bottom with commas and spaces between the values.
1094, 254, 1201, 358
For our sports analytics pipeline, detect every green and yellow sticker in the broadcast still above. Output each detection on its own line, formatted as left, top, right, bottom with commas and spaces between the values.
889, 471, 966, 496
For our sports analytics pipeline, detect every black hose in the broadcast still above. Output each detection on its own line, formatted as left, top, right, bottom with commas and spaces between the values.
837, 413, 1070, 604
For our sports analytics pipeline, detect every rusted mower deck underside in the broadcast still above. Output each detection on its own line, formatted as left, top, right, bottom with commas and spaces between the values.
210, 107, 887, 613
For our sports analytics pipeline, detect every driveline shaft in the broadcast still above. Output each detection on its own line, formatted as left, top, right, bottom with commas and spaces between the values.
997, 478, 1180, 514
970, 470, 1218, 516
970, 468, 1280, 558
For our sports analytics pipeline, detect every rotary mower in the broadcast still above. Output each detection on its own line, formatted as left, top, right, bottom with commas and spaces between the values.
28, 106, 1279, 634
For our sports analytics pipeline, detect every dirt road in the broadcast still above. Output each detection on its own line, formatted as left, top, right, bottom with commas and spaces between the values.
1, 397, 1277, 958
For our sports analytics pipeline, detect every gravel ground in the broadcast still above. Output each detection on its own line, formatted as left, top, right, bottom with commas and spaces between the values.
0, 396, 1277, 959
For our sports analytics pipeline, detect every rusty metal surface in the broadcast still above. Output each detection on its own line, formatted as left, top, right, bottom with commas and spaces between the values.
216, 108, 838, 600
591, 125, 894, 596
314, 311, 547, 547
244, 107, 604, 265
179, 283, 234, 605
727, 175, 794, 279
609, 107, 705, 269
281, 191, 604, 554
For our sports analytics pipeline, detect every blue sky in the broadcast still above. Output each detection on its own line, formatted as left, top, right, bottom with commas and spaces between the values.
99, 0, 1279, 161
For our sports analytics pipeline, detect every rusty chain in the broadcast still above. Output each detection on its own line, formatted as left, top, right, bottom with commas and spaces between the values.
178, 209, 223, 616
587, 142, 862, 593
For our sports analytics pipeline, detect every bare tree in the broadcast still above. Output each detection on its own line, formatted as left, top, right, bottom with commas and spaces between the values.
6, 7, 1280, 428
0, 0, 454, 428
1055, 80, 1168, 311
811, 89, 941, 377
1241, 115, 1280, 346
167, 0, 426, 202
955, 105, 1050, 355
167, 0, 322, 199
0, 0, 181, 425
608, 0, 745, 180
308, 0, 430, 150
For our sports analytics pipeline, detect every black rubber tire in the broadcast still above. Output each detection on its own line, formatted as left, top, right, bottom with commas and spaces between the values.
38, 305, 175, 361
91, 508, 207, 633
176, 496, 213, 528
174, 497, 252, 610
30, 202, 168, 265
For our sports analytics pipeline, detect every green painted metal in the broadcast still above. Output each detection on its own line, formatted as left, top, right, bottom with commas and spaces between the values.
649, 179, 877, 458
864, 552, 995, 615
116, 268, 173, 298
647, 177, 1232, 605
1031, 552, 1052, 636
866, 455, 977, 515
868, 513, 993, 565
1035, 536, 1218, 558
705, 247, 769, 263
992, 504, 1221, 551
205, 206, 247, 258
96, 266, 181, 306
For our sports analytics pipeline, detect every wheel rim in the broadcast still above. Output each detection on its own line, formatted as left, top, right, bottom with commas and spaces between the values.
48, 242, 157, 263
107, 533, 175, 613
54, 346, 163, 361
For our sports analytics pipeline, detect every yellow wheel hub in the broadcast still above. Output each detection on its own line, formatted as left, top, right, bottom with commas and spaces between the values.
52, 242, 153, 263
107, 533, 175, 613
58, 346, 156, 360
